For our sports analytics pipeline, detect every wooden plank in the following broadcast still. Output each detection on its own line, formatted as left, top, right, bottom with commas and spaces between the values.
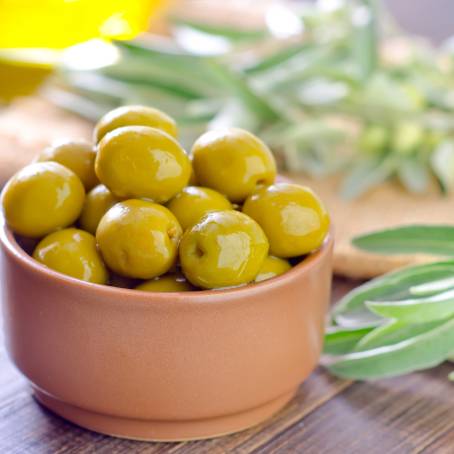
421, 428, 454, 454
253, 363, 454, 454
0, 369, 350, 453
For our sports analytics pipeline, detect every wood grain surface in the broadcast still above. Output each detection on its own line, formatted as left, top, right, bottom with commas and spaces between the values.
1, 277, 453, 453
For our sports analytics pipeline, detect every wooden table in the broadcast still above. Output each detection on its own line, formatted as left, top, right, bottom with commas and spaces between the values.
1, 277, 454, 453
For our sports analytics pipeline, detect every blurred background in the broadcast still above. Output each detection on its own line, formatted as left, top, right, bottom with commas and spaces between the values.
2, 0, 454, 280
2, 0, 454, 198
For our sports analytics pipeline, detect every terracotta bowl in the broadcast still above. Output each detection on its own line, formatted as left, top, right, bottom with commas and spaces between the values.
0, 214, 333, 441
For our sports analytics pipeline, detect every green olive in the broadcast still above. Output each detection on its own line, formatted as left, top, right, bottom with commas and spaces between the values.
96, 199, 182, 279
1, 162, 85, 238
94, 105, 178, 143
167, 186, 233, 230
192, 128, 276, 202
243, 183, 329, 257
255, 256, 291, 282
135, 274, 194, 292
95, 126, 191, 203
33, 228, 108, 284
79, 184, 120, 234
36, 139, 99, 190
179, 210, 269, 289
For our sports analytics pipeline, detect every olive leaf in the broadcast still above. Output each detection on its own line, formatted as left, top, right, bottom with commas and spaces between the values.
332, 261, 454, 325
366, 288, 454, 323
397, 156, 430, 194
430, 140, 454, 192
325, 316, 454, 379
352, 318, 449, 352
54, 1, 454, 198
340, 154, 397, 199
324, 325, 375, 355
350, 0, 378, 80
352, 225, 454, 256
410, 277, 454, 296
170, 17, 268, 43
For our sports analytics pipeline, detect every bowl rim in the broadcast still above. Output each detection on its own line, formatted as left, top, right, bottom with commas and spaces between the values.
0, 212, 333, 301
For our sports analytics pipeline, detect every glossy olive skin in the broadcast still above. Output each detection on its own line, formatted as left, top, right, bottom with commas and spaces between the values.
96, 199, 183, 279
95, 126, 191, 203
33, 228, 108, 284
255, 256, 291, 283
79, 184, 120, 234
94, 105, 178, 143
243, 183, 330, 258
1, 162, 85, 238
135, 274, 193, 292
167, 186, 233, 230
188, 159, 198, 185
192, 128, 277, 203
36, 139, 99, 190
179, 210, 269, 289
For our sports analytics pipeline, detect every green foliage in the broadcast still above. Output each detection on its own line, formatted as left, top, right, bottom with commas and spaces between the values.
325, 226, 454, 380
52, 0, 454, 197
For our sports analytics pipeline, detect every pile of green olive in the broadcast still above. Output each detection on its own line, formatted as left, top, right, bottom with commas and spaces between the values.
1, 105, 330, 292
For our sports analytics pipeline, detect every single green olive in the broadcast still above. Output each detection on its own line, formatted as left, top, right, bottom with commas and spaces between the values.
95, 126, 191, 203
1, 162, 85, 238
179, 210, 269, 289
192, 128, 277, 203
255, 256, 291, 282
135, 274, 194, 292
167, 186, 233, 230
94, 105, 178, 143
79, 184, 120, 234
243, 183, 330, 257
96, 199, 183, 279
33, 228, 108, 284
36, 139, 99, 190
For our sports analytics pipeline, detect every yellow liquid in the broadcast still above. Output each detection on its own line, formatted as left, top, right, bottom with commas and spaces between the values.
0, 0, 166, 48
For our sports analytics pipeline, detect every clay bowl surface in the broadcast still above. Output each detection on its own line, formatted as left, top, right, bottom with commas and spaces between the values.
0, 214, 333, 441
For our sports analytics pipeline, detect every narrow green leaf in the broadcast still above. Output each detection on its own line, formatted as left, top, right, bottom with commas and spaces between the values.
430, 141, 454, 192
244, 43, 312, 75
335, 307, 384, 329
208, 99, 260, 132
110, 39, 228, 98
325, 316, 454, 379
366, 288, 454, 323
324, 325, 375, 355
251, 46, 345, 93
204, 60, 279, 122
171, 17, 268, 42
355, 319, 448, 352
116, 38, 197, 59
44, 87, 116, 121
332, 261, 454, 325
410, 277, 454, 296
353, 225, 454, 256
351, 0, 378, 79
341, 154, 397, 199
354, 319, 403, 351
397, 157, 430, 194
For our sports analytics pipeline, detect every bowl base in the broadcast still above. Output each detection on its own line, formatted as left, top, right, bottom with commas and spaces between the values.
33, 388, 296, 441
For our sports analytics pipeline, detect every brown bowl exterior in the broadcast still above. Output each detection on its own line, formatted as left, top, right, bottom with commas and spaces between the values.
0, 215, 333, 441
